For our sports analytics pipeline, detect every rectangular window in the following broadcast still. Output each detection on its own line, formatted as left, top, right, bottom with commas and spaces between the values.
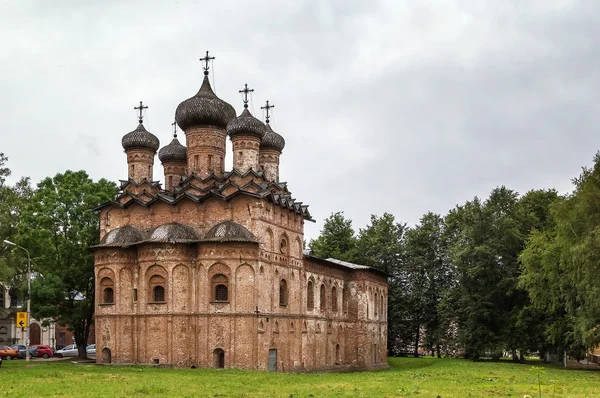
133, 288, 138, 302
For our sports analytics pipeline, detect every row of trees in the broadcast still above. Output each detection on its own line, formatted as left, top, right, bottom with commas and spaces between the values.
310, 153, 600, 361
0, 153, 116, 357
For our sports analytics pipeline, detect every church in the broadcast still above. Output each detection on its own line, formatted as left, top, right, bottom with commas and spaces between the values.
92, 53, 388, 371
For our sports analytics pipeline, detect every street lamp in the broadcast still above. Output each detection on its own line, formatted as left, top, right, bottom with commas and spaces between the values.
3, 239, 32, 362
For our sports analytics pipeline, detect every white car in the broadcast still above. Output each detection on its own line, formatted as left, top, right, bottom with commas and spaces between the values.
55, 344, 79, 357
86, 344, 96, 355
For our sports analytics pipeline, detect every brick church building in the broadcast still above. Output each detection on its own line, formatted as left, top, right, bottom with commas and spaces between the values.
92, 54, 388, 371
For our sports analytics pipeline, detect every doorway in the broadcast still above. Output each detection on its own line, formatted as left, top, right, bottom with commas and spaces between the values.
268, 349, 277, 372
29, 323, 41, 345
213, 348, 225, 369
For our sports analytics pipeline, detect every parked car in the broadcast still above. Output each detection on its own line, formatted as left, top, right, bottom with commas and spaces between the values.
30, 345, 53, 359
86, 344, 96, 356
11, 345, 27, 359
0, 345, 19, 360
55, 344, 79, 357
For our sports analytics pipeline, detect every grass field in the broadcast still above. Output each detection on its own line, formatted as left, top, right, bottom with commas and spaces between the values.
0, 356, 598, 397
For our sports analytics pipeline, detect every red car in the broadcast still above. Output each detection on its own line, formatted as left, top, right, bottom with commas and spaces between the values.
30, 345, 53, 359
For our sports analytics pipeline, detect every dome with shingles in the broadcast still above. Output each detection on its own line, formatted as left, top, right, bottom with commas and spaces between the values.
98, 225, 145, 247
147, 223, 200, 243
175, 75, 236, 130
158, 137, 187, 163
203, 221, 257, 242
122, 123, 160, 152
260, 123, 285, 151
227, 108, 266, 139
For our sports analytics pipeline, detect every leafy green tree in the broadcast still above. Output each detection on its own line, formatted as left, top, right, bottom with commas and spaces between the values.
309, 212, 359, 262
18, 170, 117, 358
0, 154, 32, 286
402, 212, 453, 358
355, 213, 406, 354
445, 187, 523, 360
521, 153, 600, 352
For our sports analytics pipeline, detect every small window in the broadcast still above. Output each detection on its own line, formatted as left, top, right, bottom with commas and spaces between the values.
331, 286, 337, 313
307, 280, 314, 310
153, 286, 165, 302
375, 293, 378, 317
280, 238, 287, 254
100, 277, 114, 305
149, 275, 166, 303
103, 288, 114, 304
215, 285, 228, 301
279, 279, 288, 306
133, 288, 138, 302
212, 274, 229, 302
320, 284, 326, 311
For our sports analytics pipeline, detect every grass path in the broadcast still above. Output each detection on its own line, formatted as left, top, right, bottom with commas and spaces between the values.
0, 357, 598, 397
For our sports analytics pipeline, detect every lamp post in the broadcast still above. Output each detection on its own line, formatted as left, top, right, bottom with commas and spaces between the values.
3, 239, 31, 362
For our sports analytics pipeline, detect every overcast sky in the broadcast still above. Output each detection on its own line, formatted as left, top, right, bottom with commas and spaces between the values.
1, 0, 599, 241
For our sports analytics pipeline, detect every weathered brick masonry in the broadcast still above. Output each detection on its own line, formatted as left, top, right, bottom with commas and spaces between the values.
93, 62, 388, 371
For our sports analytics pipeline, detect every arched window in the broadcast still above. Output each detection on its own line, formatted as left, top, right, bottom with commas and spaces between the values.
307, 280, 314, 310
103, 288, 114, 304
335, 343, 341, 364
279, 279, 288, 306
212, 274, 229, 302
320, 284, 326, 311
149, 275, 166, 302
153, 286, 165, 302
100, 277, 114, 305
331, 286, 337, 313
375, 293, 378, 317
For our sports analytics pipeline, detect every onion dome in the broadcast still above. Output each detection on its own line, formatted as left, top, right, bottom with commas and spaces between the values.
122, 123, 160, 152
203, 221, 257, 243
227, 108, 266, 139
175, 75, 236, 130
146, 223, 200, 243
158, 137, 187, 163
260, 123, 285, 151
94, 225, 145, 248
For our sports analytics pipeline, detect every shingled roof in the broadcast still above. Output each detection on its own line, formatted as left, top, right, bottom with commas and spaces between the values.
96, 169, 313, 221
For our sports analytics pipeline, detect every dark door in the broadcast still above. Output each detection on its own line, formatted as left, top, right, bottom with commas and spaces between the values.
29, 323, 41, 345
268, 349, 277, 372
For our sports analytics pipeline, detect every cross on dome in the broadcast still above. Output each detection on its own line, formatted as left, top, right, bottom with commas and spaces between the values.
199, 50, 215, 76
171, 120, 177, 138
261, 100, 274, 124
134, 101, 148, 124
239, 84, 254, 109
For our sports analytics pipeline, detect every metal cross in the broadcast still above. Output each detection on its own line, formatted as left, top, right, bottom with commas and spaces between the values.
199, 51, 215, 75
261, 100, 275, 124
239, 84, 254, 108
172, 121, 177, 138
134, 101, 148, 123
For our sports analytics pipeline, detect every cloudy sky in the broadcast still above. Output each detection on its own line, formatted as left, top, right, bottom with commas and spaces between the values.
1, 0, 599, 240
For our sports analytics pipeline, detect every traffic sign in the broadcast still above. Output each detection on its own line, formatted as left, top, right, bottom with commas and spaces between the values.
16, 312, 27, 328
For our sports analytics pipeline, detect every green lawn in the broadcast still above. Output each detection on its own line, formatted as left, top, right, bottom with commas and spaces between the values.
0, 357, 598, 397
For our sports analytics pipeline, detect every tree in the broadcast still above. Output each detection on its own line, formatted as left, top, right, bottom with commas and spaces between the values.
402, 212, 453, 358
521, 153, 600, 352
309, 212, 359, 262
18, 170, 117, 358
0, 153, 32, 287
445, 187, 523, 360
355, 213, 406, 354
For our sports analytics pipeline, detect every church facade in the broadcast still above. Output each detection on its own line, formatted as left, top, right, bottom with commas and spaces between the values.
93, 55, 388, 371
